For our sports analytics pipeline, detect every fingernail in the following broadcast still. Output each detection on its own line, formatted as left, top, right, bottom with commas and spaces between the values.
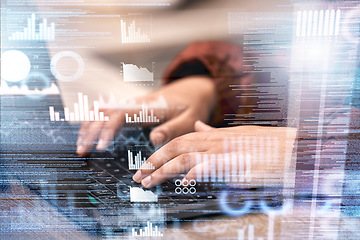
96, 139, 107, 151
133, 171, 142, 183
181, 178, 189, 187
150, 132, 166, 146
77, 146, 84, 155
141, 175, 152, 188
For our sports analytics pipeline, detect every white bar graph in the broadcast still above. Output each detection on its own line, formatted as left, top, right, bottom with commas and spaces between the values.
237, 215, 275, 240
128, 150, 155, 170
131, 222, 163, 237
121, 19, 150, 43
237, 224, 266, 240
196, 136, 280, 183
9, 14, 56, 41
296, 9, 341, 37
125, 105, 160, 123
49, 92, 109, 122
238, 229, 245, 240
196, 153, 252, 183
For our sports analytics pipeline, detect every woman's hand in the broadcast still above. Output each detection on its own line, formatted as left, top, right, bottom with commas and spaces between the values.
76, 76, 217, 156
133, 121, 297, 188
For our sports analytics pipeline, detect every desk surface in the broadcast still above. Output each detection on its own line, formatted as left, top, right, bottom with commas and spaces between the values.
1, 178, 360, 240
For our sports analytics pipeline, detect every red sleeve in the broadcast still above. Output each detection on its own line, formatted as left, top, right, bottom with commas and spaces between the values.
162, 41, 259, 127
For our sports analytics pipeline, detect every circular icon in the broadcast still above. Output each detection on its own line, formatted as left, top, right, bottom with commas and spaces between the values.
316, 199, 333, 215
182, 187, 189, 194
50, 51, 84, 82
175, 179, 182, 186
22, 72, 51, 89
175, 187, 197, 194
219, 189, 253, 217
259, 199, 292, 216
189, 187, 196, 194
1, 50, 31, 82
21, 72, 53, 99
174, 179, 197, 194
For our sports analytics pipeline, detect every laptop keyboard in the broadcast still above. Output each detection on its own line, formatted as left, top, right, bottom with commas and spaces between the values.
83, 151, 218, 208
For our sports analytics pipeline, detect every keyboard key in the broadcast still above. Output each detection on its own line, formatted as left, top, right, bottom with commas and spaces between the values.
98, 177, 118, 184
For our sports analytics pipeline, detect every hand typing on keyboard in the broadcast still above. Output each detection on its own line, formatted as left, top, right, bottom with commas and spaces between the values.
76, 76, 216, 156
133, 121, 297, 189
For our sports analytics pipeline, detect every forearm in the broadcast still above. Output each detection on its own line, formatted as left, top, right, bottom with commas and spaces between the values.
162, 41, 254, 127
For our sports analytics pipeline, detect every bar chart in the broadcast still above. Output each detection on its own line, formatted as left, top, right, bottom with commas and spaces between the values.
122, 63, 154, 82
99, 94, 167, 110
128, 150, 155, 170
195, 135, 281, 183
238, 224, 264, 240
237, 213, 275, 240
125, 105, 160, 123
296, 9, 341, 37
131, 222, 163, 237
121, 19, 150, 43
49, 92, 109, 122
195, 153, 252, 183
9, 14, 56, 41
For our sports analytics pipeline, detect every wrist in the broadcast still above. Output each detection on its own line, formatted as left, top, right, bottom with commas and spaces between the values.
182, 76, 217, 123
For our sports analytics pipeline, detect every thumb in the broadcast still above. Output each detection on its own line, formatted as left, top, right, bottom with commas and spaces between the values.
149, 111, 196, 146
194, 120, 214, 132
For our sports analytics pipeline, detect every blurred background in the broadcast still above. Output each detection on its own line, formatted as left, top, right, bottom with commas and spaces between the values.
30, 0, 294, 109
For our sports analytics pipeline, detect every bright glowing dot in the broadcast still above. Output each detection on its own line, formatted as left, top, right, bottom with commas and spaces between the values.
1, 50, 31, 82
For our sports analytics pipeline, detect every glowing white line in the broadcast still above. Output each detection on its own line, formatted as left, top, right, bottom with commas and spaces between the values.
267, 213, 275, 240
210, 154, 216, 182
334, 9, 341, 36
231, 153, 238, 182
324, 10, 330, 36
318, 10, 324, 36
238, 153, 244, 182
329, 9, 335, 36
203, 154, 209, 182
224, 153, 231, 182
307, 10, 313, 37
245, 154, 252, 182
301, 11, 307, 37
196, 154, 202, 182
312, 10, 319, 36
296, 11, 302, 37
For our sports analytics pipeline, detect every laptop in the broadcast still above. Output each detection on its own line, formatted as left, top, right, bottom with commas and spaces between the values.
0, 43, 292, 238
0, 3, 290, 236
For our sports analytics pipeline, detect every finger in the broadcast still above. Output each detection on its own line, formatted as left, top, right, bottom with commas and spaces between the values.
149, 110, 197, 146
182, 161, 208, 184
76, 122, 90, 155
182, 153, 244, 185
96, 112, 124, 151
183, 161, 250, 188
76, 121, 105, 156
77, 121, 91, 144
140, 153, 197, 188
181, 153, 223, 184
194, 120, 214, 132
133, 132, 209, 183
